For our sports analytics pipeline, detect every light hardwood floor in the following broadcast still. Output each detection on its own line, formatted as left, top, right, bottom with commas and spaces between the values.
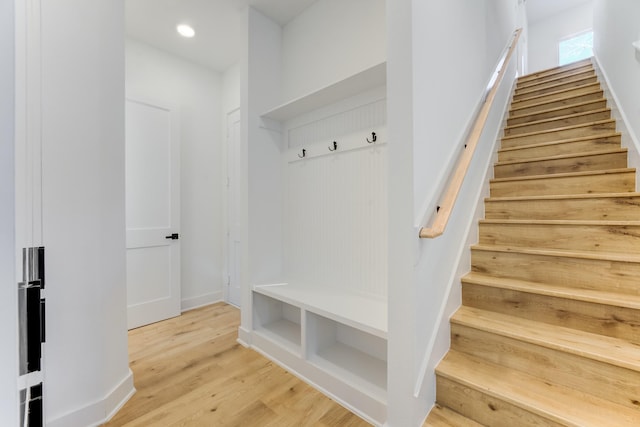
104, 303, 371, 427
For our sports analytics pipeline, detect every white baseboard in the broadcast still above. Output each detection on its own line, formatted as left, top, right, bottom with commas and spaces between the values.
237, 326, 252, 347
47, 369, 135, 427
181, 291, 223, 312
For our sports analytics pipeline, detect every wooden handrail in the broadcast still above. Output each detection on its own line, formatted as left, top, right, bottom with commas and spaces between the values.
419, 28, 522, 239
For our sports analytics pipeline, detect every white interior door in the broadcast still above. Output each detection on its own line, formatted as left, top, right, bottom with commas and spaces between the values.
125, 99, 180, 329
226, 109, 241, 307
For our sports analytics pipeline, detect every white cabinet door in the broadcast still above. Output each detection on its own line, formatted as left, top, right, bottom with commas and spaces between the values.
125, 99, 180, 329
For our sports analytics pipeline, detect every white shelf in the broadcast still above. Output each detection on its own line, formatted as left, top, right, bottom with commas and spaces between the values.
260, 62, 387, 122
253, 283, 387, 338
311, 342, 387, 403
255, 319, 301, 354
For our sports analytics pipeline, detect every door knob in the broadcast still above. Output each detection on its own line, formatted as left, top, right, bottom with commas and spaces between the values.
165, 233, 179, 240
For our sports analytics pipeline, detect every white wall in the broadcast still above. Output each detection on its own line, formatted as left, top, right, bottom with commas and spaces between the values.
40, 0, 132, 425
126, 39, 225, 310
281, 0, 386, 101
593, 0, 640, 158
223, 63, 241, 114
386, 1, 521, 424
240, 8, 284, 341
528, 1, 593, 73
0, 0, 18, 424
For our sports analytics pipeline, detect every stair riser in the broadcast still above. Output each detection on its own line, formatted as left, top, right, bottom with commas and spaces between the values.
516, 70, 596, 92
514, 77, 599, 101
485, 196, 640, 220
510, 91, 604, 116
504, 110, 611, 137
462, 284, 640, 344
518, 61, 592, 84
494, 151, 627, 179
502, 122, 617, 148
471, 248, 640, 295
511, 84, 601, 109
490, 171, 635, 197
425, 405, 485, 427
498, 136, 621, 162
436, 376, 563, 427
479, 222, 640, 253
451, 323, 640, 411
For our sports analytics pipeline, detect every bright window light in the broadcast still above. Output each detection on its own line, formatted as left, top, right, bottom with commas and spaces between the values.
177, 24, 195, 38
559, 31, 593, 65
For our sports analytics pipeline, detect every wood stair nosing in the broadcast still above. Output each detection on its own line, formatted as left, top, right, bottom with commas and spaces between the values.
517, 59, 593, 84
509, 90, 604, 117
513, 75, 599, 100
501, 119, 616, 143
497, 133, 622, 162
494, 148, 627, 178
436, 350, 640, 427
503, 108, 611, 136
507, 99, 608, 126
424, 404, 484, 427
450, 306, 640, 411
462, 280, 640, 344
515, 69, 596, 92
484, 193, 640, 221
509, 82, 602, 109
470, 245, 640, 296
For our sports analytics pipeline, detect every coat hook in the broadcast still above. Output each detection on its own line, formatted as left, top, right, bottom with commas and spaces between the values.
328, 141, 337, 151
367, 132, 377, 143
298, 148, 306, 159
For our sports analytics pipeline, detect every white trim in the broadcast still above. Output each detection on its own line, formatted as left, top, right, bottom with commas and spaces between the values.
47, 370, 135, 427
180, 291, 224, 312
592, 55, 640, 190
237, 326, 252, 347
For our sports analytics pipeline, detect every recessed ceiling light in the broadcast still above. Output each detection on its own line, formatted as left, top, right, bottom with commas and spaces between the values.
177, 24, 195, 38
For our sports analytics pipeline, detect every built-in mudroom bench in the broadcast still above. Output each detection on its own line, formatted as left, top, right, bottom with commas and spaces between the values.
246, 62, 389, 425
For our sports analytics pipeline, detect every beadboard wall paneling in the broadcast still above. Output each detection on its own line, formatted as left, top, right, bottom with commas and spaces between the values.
284, 144, 388, 299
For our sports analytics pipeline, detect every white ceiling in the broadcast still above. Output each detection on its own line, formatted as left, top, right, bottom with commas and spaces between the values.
526, 0, 592, 24
127, 0, 593, 72
125, 0, 317, 72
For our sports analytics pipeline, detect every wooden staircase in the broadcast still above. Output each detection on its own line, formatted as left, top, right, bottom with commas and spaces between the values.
425, 58, 640, 426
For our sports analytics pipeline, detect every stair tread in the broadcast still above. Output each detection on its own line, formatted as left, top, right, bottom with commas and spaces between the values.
491, 167, 635, 183
499, 132, 621, 153
518, 59, 592, 82
472, 243, 640, 263
486, 192, 640, 202
437, 350, 640, 427
501, 119, 615, 141
479, 218, 640, 226
504, 108, 610, 132
515, 75, 598, 98
510, 89, 603, 114
424, 404, 484, 427
462, 272, 640, 313
495, 147, 626, 167
510, 82, 601, 107
516, 69, 595, 91
508, 99, 607, 122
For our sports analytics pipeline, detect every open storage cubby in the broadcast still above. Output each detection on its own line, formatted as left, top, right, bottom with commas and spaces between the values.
307, 311, 387, 403
253, 292, 302, 355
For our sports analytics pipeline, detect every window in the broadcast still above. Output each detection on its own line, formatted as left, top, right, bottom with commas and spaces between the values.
559, 31, 594, 65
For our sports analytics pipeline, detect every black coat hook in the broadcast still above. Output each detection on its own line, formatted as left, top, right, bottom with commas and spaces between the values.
328, 141, 337, 151
367, 132, 377, 143
298, 148, 306, 158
